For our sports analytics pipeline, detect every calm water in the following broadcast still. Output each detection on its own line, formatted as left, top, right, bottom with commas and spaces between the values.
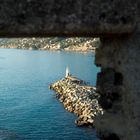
0, 49, 100, 140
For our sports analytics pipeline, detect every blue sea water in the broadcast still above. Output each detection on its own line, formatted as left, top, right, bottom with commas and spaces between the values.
0, 49, 100, 140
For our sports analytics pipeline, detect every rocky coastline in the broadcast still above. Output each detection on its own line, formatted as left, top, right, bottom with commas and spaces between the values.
0, 38, 100, 53
49, 76, 103, 126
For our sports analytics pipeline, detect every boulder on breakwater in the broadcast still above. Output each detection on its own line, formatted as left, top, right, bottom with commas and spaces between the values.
49, 76, 103, 126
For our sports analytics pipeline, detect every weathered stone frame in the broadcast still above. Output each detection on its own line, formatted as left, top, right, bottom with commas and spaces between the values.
0, 0, 139, 140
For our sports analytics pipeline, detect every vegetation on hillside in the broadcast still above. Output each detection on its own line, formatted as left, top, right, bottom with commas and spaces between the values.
0, 37, 100, 52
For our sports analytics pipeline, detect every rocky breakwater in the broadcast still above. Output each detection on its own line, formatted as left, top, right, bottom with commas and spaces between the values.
50, 76, 103, 126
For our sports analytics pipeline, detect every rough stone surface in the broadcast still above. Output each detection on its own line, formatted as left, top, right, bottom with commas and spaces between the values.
0, 0, 139, 36
50, 76, 103, 126
95, 33, 140, 140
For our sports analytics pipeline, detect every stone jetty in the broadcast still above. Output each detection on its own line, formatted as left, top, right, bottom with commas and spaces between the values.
49, 75, 103, 126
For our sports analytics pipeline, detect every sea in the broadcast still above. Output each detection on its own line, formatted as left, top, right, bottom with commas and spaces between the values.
0, 48, 100, 140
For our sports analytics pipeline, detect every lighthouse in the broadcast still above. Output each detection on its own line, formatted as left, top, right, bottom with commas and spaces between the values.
65, 66, 70, 78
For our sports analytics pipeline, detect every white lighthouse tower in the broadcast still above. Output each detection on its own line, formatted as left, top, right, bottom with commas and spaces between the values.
65, 66, 70, 78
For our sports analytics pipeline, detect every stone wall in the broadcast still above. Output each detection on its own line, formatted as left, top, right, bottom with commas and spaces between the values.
0, 0, 139, 36
95, 34, 140, 140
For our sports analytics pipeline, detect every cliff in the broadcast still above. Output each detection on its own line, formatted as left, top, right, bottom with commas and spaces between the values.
0, 38, 100, 52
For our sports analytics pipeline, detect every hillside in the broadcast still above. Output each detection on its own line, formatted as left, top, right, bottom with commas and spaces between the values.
0, 37, 100, 52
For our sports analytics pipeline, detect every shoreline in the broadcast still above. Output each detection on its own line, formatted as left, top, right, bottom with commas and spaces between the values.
0, 47, 95, 54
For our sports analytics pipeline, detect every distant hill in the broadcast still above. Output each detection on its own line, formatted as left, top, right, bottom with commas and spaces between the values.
0, 37, 100, 52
